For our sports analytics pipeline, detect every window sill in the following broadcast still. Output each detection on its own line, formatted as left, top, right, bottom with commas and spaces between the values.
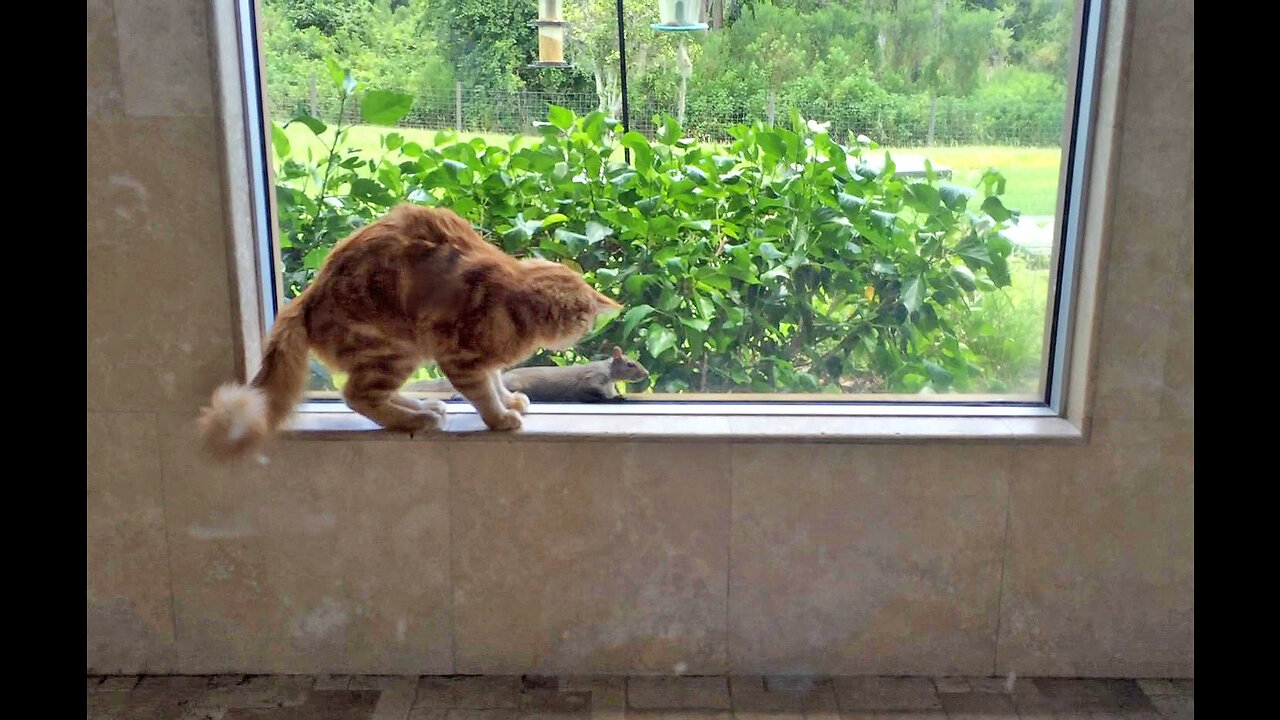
282, 403, 1086, 443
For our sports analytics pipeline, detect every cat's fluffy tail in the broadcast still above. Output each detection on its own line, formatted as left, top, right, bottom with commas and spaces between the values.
198, 301, 310, 459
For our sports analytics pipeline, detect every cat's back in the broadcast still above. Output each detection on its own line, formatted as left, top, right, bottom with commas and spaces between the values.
313, 204, 513, 312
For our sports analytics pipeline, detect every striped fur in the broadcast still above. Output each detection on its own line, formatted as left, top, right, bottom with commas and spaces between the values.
198, 203, 620, 458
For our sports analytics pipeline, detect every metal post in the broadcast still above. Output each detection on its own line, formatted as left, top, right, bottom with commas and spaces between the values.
616, 0, 630, 163
455, 81, 463, 133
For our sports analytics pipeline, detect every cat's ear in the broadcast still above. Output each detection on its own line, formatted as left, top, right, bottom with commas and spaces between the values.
612, 346, 623, 360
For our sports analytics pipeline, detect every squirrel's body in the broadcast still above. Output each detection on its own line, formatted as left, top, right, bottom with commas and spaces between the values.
406, 347, 648, 403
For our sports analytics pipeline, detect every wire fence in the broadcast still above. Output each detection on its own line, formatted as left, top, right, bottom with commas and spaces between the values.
269, 84, 1064, 148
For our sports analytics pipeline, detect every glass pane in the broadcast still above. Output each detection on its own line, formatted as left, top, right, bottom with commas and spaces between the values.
259, 0, 1081, 402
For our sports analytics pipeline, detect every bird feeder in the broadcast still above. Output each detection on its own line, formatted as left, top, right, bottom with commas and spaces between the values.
651, 0, 708, 31
529, 0, 571, 68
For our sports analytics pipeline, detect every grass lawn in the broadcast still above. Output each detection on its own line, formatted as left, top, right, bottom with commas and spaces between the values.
279, 123, 1063, 216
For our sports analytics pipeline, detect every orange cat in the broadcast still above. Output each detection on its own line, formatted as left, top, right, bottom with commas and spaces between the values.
198, 203, 620, 458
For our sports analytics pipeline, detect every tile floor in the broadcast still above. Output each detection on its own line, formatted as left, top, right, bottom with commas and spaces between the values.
84, 674, 1194, 719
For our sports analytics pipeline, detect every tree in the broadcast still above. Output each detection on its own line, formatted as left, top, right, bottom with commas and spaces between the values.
565, 0, 675, 118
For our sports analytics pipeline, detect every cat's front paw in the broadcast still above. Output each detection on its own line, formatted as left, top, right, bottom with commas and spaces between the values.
506, 392, 530, 414
486, 408, 524, 432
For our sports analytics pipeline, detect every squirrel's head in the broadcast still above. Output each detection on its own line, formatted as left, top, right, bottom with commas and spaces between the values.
608, 346, 650, 383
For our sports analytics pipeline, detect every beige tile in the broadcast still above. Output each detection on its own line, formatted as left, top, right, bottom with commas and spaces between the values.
1160, 250, 1193, 421
628, 676, 729, 710
625, 712, 731, 720
195, 674, 313, 708
370, 675, 421, 719
729, 445, 1009, 675
413, 676, 523, 709
831, 677, 940, 711
837, 713, 946, 720
113, 0, 214, 117
438, 711, 522, 720
451, 442, 730, 674
521, 687, 593, 716
996, 420, 1194, 677
313, 674, 352, 690
87, 412, 177, 673
1135, 679, 1177, 697
560, 675, 625, 717
1091, 118, 1190, 423
160, 426, 453, 674
1089, 257, 1174, 420
936, 690, 1017, 717
1121, 0, 1194, 128
931, 677, 971, 694
99, 675, 141, 692
1105, 120, 1193, 278
730, 676, 835, 714
88, 0, 124, 119
87, 118, 237, 413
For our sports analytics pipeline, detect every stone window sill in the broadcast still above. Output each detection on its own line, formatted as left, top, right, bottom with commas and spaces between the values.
283, 402, 1086, 443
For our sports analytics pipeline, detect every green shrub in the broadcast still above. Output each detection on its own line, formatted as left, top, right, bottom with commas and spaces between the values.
275, 69, 1036, 395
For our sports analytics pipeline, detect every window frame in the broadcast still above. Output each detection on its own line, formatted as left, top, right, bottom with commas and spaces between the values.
209, 0, 1127, 442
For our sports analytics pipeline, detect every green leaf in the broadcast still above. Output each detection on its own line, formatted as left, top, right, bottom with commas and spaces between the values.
955, 233, 992, 266
646, 324, 678, 358
981, 195, 1014, 223
324, 57, 345, 89
270, 123, 290, 159
939, 183, 975, 210
903, 182, 941, 213
837, 192, 866, 215
624, 273, 651, 295
585, 220, 613, 244
622, 132, 652, 173
699, 271, 733, 291
923, 360, 954, 389
303, 246, 329, 271
872, 260, 898, 276
360, 90, 414, 125
553, 229, 589, 255
901, 275, 925, 313
951, 265, 977, 291
547, 104, 575, 130
287, 114, 327, 136
684, 165, 709, 184
757, 130, 785, 160
757, 242, 784, 260
680, 317, 710, 331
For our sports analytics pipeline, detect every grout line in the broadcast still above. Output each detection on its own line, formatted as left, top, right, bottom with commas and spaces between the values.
724, 443, 734, 675
447, 444, 458, 675
151, 412, 182, 669
991, 460, 1015, 676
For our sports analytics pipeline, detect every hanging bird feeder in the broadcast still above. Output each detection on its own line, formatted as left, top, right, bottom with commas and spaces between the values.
529, 0, 571, 68
651, 0, 708, 31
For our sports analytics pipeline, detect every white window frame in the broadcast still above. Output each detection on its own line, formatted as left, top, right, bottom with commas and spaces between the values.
209, 0, 1127, 442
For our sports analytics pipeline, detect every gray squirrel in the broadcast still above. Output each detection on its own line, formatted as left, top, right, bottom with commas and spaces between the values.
403, 346, 650, 403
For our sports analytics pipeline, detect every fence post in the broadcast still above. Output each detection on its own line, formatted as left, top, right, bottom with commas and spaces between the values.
455, 81, 463, 133
309, 73, 318, 117
767, 88, 776, 127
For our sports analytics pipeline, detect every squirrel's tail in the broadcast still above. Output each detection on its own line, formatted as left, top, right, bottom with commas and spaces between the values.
198, 300, 310, 459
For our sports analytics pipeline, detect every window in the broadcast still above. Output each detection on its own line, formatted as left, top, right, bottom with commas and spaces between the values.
215, 0, 1113, 436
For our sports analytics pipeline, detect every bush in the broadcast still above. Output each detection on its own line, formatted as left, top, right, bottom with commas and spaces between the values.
275, 70, 1033, 395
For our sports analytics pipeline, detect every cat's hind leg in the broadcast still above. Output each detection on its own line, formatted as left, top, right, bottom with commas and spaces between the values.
342, 358, 445, 434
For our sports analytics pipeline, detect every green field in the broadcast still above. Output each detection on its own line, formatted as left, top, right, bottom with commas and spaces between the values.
279, 123, 1063, 216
